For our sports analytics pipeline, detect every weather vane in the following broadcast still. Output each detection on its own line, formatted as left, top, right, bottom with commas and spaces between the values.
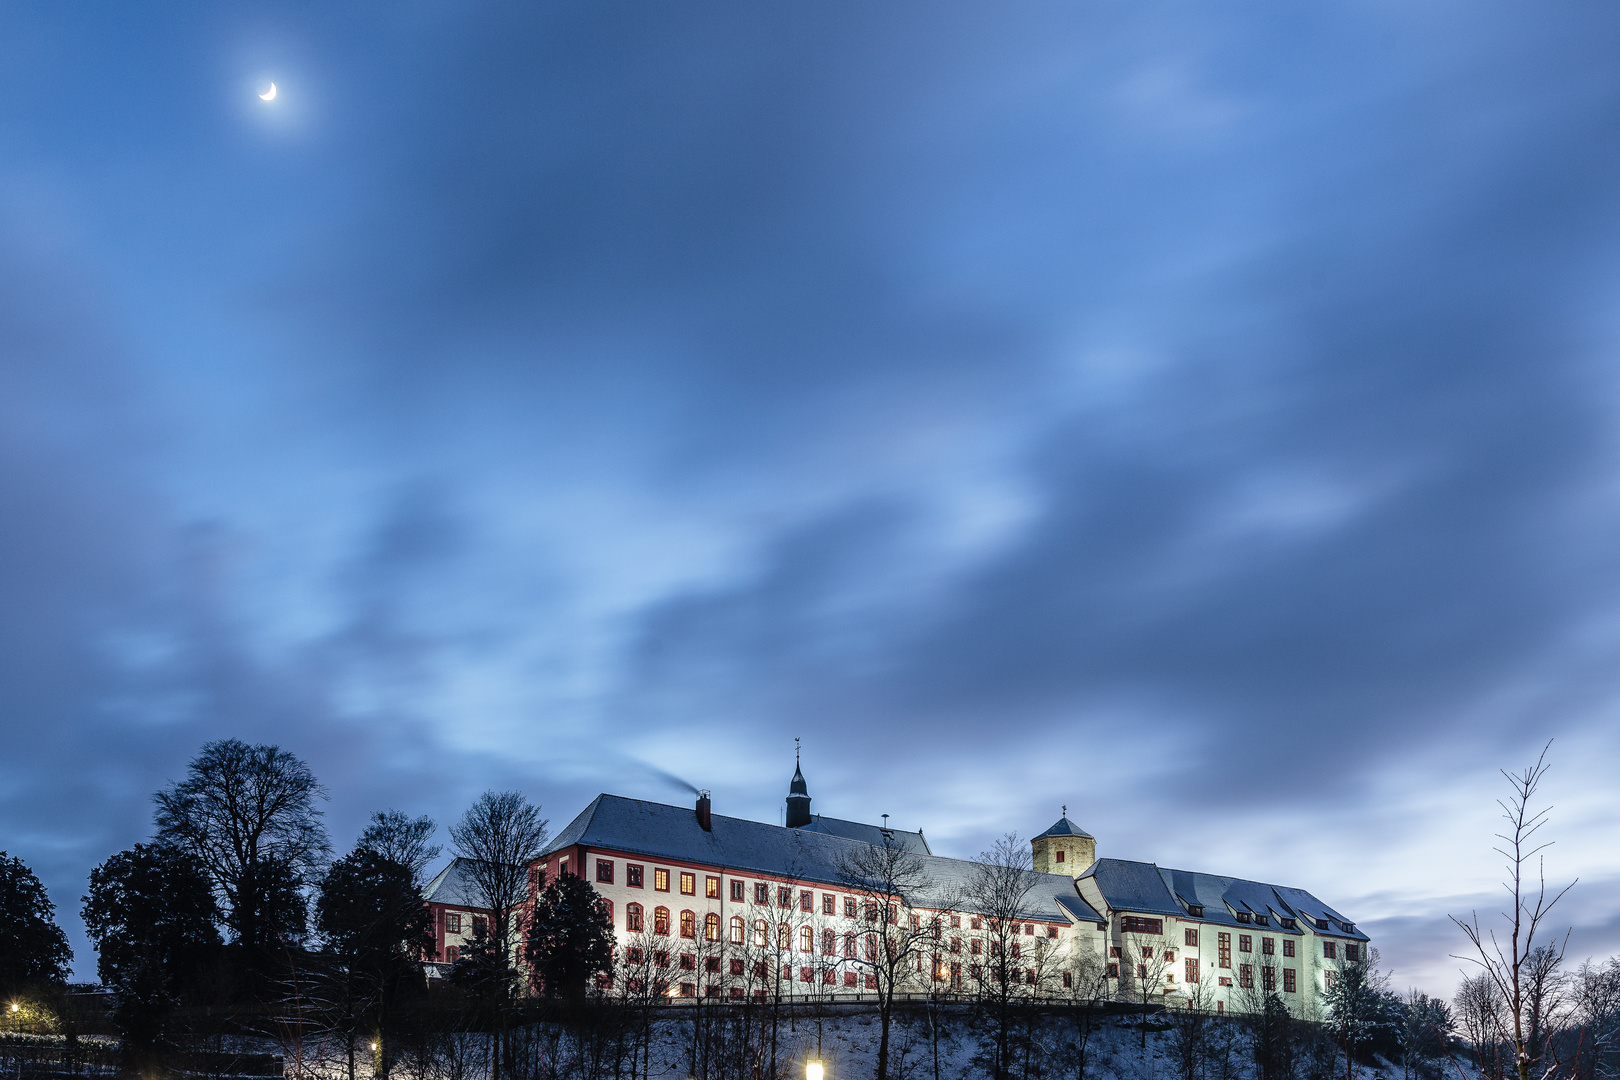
795, 736, 800, 763
1062, 804, 1067, 817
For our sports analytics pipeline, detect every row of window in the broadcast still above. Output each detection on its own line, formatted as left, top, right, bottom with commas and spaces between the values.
1099, 960, 1300, 994
442, 912, 487, 938
1116, 928, 1346, 968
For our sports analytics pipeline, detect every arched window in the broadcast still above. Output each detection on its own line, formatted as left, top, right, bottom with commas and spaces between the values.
680, 910, 696, 939
822, 928, 837, 955
800, 926, 814, 952
626, 903, 643, 932
603, 899, 613, 925
754, 919, 768, 948
730, 916, 745, 944
778, 922, 791, 949
653, 907, 670, 936
865, 933, 878, 961
705, 913, 721, 941
843, 932, 856, 958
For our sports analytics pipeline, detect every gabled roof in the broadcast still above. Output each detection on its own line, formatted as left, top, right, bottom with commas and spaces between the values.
540, 793, 1082, 923
421, 857, 491, 909
797, 815, 931, 854
1078, 858, 1185, 917
1034, 816, 1094, 841
1155, 867, 1367, 940
1078, 857, 1368, 940
1056, 894, 1106, 925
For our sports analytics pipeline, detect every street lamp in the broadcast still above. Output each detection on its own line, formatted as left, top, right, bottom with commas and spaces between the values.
806, 1063, 823, 1080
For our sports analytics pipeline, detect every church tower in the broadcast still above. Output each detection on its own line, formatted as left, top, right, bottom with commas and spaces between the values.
786, 754, 812, 829
1031, 809, 1095, 876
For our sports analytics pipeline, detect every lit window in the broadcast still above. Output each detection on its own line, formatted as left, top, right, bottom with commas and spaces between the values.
680, 910, 696, 939
706, 876, 720, 899
680, 873, 696, 896
653, 907, 670, 935
654, 869, 670, 892
730, 916, 745, 944
704, 913, 720, 941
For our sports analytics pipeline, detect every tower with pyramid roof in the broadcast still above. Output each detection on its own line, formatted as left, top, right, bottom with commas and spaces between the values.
1031, 809, 1095, 876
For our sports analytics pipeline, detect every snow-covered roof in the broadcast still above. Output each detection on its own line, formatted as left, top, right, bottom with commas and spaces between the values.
541, 793, 1084, 923
1079, 857, 1367, 940
796, 814, 931, 854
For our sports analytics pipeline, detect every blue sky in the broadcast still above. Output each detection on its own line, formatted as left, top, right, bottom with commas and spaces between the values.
3, 2, 1620, 991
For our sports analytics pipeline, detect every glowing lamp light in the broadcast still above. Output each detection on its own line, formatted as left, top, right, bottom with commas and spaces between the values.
807, 1063, 824, 1080
370, 1043, 379, 1053
8, 1003, 17, 1013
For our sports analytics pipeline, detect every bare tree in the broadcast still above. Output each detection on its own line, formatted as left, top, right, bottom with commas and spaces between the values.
448, 790, 549, 1080
1455, 972, 1505, 1074
1053, 948, 1112, 1080
357, 810, 441, 882
834, 835, 942, 1080
154, 739, 332, 952
1570, 957, 1620, 1080
1451, 742, 1577, 1080
965, 835, 1044, 1080
1118, 932, 1176, 1049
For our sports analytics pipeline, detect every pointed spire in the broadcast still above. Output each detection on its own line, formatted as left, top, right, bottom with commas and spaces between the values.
786, 742, 812, 827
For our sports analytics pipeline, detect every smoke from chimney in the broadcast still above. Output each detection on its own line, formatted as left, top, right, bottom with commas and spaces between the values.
696, 790, 712, 831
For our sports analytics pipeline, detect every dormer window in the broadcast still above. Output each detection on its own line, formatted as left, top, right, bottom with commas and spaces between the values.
1236, 912, 1252, 924
1255, 915, 1269, 926
1280, 918, 1296, 930
1188, 905, 1204, 918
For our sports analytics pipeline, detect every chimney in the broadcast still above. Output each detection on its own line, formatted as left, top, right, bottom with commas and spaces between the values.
696, 790, 712, 832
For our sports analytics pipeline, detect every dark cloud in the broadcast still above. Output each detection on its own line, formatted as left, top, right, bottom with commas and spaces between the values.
0, 0, 1618, 990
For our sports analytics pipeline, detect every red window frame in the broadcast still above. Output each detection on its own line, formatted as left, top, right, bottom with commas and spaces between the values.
626, 864, 644, 888
596, 859, 614, 884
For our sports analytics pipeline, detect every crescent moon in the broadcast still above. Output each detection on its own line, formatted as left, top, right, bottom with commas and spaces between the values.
259, 83, 277, 101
